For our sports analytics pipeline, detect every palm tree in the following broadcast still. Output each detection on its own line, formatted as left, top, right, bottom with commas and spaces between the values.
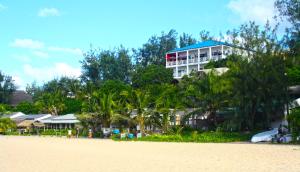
155, 84, 183, 133
122, 89, 150, 134
91, 92, 116, 128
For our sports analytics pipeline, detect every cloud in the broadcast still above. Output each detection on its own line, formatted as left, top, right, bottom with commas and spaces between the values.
227, 0, 277, 24
0, 3, 7, 11
48, 46, 83, 56
38, 8, 60, 17
12, 75, 25, 90
33, 51, 49, 58
10, 38, 82, 56
10, 39, 44, 49
23, 63, 81, 82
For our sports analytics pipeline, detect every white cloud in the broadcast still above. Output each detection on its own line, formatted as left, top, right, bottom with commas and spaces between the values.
38, 8, 60, 17
48, 46, 83, 56
10, 39, 44, 49
23, 63, 81, 82
10, 38, 82, 56
33, 51, 49, 58
0, 3, 7, 11
227, 0, 277, 24
12, 75, 25, 90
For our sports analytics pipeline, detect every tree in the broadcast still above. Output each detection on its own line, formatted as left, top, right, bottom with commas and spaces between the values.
80, 48, 102, 85
275, 0, 300, 57
199, 30, 214, 41
0, 118, 16, 133
132, 65, 173, 88
122, 89, 150, 134
0, 71, 16, 104
81, 47, 133, 84
15, 101, 38, 114
134, 29, 177, 66
31, 77, 83, 115
0, 104, 12, 115
155, 84, 183, 133
179, 33, 197, 48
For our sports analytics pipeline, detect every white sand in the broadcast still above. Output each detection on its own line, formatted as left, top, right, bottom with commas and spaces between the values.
0, 136, 300, 172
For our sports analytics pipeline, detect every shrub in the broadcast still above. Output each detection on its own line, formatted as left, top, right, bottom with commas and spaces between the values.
287, 108, 300, 142
0, 118, 16, 133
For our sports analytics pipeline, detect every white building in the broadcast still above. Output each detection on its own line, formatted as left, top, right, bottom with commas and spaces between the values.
40, 114, 80, 129
166, 40, 235, 79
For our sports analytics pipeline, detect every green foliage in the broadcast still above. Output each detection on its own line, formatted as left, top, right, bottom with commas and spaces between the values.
179, 33, 197, 48
133, 29, 177, 66
81, 47, 133, 84
0, 104, 12, 114
0, 118, 16, 133
61, 98, 82, 114
287, 108, 300, 142
276, 0, 300, 57
204, 59, 228, 69
0, 71, 16, 104
132, 65, 173, 88
115, 132, 252, 143
15, 101, 38, 114
287, 65, 300, 85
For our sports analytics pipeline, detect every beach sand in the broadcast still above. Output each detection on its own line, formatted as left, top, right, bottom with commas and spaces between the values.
0, 136, 299, 172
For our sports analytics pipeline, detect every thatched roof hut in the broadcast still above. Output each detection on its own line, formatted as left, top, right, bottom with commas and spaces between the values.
17, 120, 45, 128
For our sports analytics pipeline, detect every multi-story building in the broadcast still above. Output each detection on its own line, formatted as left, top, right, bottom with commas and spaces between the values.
165, 40, 234, 79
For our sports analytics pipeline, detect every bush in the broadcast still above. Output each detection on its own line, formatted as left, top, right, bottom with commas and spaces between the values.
288, 108, 300, 142
0, 118, 16, 133
40, 129, 68, 136
114, 131, 252, 143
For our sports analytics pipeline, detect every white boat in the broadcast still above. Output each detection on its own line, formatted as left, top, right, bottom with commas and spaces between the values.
251, 128, 278, 143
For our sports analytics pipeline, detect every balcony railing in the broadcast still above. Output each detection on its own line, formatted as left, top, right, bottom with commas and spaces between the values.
212, 55, 222, 61
178, 60, 187, 65
189, 58, 197, 64
166, 61, 176, 66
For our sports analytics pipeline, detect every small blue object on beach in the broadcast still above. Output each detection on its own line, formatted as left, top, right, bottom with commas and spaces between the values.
127, 133, 134, 139
113, 129, 120, 134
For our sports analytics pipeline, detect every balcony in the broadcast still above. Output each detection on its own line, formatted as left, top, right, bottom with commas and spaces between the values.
166, 61, 176, 66
188, 58, 197, 64
178, 60, 187, 65
211, 55, 222, 61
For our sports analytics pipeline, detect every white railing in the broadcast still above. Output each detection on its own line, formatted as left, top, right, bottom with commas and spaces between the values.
189, 58, 197, 64
211, 55, 222, 61
178, 60, 187, 65
167, 61, 177, 66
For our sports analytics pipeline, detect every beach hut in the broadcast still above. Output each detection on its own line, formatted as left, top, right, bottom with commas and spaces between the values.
40, 114, 80, 130
17, 120, 45, 134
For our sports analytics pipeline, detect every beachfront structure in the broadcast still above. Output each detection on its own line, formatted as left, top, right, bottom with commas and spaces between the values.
40, 114, 80, 129
1, 112, 26, 119
10, 114, 52, 124
166, 40, 234, 79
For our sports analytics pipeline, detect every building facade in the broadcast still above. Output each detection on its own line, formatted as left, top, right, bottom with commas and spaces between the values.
166, 40, 234, 79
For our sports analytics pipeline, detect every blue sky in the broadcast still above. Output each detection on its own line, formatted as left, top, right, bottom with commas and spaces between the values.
0, 0, 278, 90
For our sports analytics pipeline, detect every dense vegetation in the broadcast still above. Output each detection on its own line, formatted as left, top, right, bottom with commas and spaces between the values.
1, 0, 300, 141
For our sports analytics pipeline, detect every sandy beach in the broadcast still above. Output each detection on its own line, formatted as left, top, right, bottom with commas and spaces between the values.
0, 136, 299, 172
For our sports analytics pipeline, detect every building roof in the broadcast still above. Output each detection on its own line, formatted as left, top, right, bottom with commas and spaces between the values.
17, 120, 45, 128
41, 114, 79, 124
9, 90, 33, 106
13, 114, 51, 123
168, 40, 231, 53
1, 112, 26, 119
53, 114, 77, 120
